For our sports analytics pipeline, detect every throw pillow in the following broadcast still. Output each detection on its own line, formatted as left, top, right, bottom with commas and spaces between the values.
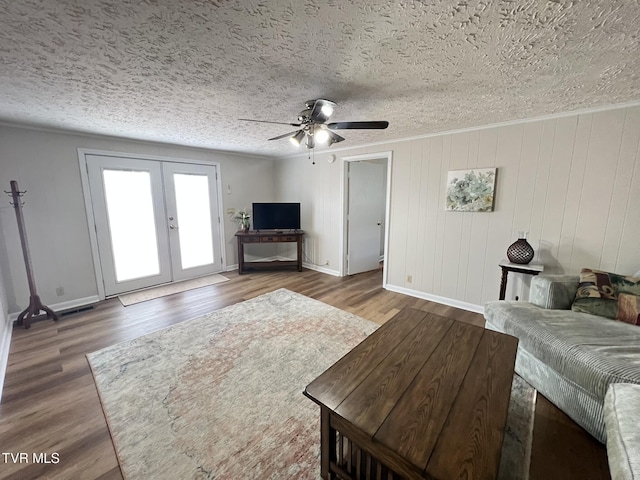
609, 271, 640, 296
572, 268, 619, 319
617, 293, 640, 326
571, 269, 640, 319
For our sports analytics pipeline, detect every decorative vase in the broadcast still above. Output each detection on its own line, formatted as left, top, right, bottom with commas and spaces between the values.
507, 232, 534, 264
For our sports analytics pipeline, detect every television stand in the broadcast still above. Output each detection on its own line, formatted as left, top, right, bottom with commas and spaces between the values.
235, 230, 304, 274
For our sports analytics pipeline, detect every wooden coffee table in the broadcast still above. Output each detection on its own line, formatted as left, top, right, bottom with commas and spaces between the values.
304, 307, 518, 480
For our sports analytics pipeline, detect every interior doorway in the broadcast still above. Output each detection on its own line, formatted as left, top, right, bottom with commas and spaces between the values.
341, 152, 392, 285
80, 151, 225, 297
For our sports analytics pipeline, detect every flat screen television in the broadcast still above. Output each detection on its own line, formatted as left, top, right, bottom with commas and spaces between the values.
252, 202, 301, 231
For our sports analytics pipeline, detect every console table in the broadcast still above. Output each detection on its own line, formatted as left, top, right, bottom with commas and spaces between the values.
499, 260, 544, 300
235, 230, 304, 274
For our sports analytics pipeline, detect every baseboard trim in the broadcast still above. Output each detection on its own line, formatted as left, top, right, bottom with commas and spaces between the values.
385, 284, 484, 314
8, 295, 102, 322
302, 263, 340, 277
0, 318, 13, 401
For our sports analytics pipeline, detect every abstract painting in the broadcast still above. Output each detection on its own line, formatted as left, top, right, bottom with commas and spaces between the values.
446, 168, 496, 212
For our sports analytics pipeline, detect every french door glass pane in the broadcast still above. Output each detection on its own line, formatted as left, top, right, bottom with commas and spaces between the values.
103, 169, 160, 282
173, 173, 214, 269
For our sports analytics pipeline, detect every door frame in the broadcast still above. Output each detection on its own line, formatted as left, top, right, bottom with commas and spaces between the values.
339, 151, 393, 286
78, 148, 226, 299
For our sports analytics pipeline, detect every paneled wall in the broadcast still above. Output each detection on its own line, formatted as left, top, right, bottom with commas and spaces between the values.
276, 104, 640, 311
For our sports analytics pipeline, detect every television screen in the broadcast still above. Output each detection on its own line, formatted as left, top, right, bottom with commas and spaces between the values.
252, 203, 301, 231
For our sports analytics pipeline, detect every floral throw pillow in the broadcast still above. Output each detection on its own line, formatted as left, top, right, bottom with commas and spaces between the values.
572, 268, 640, 319
617, 293, 640, 326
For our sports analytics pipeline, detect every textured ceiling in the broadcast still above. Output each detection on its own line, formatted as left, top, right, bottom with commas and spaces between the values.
0, 0, 639, 157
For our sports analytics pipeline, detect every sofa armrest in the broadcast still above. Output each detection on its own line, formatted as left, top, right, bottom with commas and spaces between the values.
530, 275, 579, 310
605, 383, 640, 480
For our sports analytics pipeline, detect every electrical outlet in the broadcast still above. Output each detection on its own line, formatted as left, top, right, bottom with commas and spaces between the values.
56, 286, 64, 296
407, 275, 413, 283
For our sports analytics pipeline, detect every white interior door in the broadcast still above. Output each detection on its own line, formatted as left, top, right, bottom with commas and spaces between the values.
86, 155, 223, 296
163, 162, 223, 281
347, 161, 385, 275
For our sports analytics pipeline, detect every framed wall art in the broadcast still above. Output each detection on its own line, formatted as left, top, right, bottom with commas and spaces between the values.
445, 168, 497, 212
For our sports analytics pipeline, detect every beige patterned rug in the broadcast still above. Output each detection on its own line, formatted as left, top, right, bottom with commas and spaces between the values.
117, 273, 229, 306
88, 289, 535, 479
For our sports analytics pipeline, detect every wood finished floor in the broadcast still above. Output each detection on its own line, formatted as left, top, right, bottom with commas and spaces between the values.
0, 269, 610, 480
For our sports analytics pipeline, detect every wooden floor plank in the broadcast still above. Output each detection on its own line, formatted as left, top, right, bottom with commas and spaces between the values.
0, 269, 609, 479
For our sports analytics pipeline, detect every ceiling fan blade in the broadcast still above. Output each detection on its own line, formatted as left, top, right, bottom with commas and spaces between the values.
327, 121, 389, 130
309, 99, 337, 123
239, 118, 302, 127
328, 131, 345, 143
268, 130, 300, 141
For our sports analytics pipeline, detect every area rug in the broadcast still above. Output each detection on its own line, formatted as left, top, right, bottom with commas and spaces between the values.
88, 289, 535, 479
117, 273, 229, 306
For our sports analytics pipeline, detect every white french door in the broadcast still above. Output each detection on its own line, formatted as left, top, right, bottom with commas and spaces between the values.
162, 162, 222, 281
86, 154, 223, 296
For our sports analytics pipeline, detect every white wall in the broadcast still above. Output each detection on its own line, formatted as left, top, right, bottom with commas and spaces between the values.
275, 105, 640, 311
0, 264, 10, 398
0, 125, 276, 315
274, 152, 344, 273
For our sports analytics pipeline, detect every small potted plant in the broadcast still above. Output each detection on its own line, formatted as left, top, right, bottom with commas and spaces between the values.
234, 209, 251, 232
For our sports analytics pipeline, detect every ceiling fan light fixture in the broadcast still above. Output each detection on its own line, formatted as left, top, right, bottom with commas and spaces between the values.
308, 99, 337, 123
314, 128, 330, 145
243, 99, 388, 151
320, 103, 334, 118
289, 130, 305, 146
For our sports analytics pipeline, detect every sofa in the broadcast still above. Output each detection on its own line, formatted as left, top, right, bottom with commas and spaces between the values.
484, 274, 640, 444
604, 383, 640, 480
485, 274, 640, 478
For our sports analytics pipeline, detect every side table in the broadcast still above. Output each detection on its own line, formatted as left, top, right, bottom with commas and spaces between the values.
499, 260, 544, 300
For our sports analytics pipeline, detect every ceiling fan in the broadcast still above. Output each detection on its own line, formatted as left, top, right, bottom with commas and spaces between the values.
239, 99, 389, 149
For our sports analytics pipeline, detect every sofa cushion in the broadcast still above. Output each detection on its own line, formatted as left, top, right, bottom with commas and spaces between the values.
572, 269, 640, 319
530, 275, 579, 310
617, 294, 640, 326
604, 383, 640, 480
484, 301, 640, 400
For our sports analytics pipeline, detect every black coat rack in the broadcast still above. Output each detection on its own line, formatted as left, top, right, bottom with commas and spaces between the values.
6, 180, 58, 329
